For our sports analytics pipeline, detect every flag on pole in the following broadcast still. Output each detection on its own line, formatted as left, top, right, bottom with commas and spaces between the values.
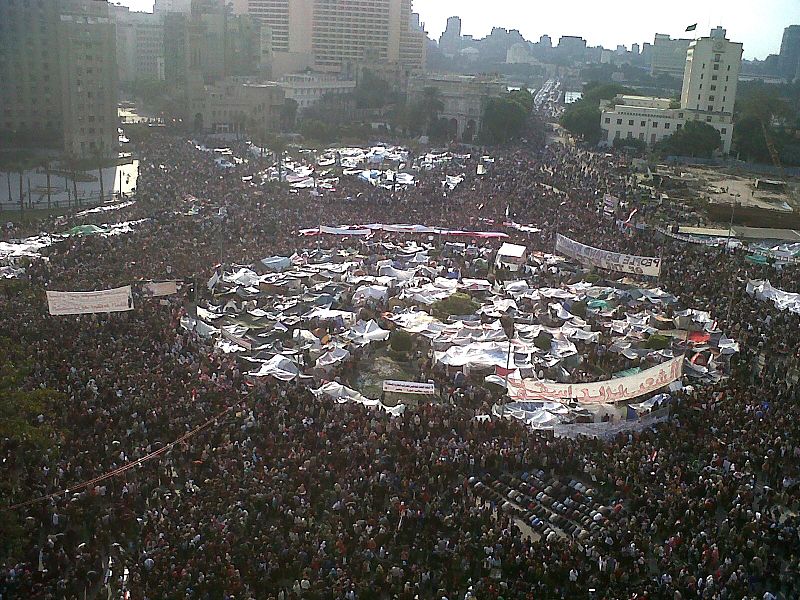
685, 24, 697, 32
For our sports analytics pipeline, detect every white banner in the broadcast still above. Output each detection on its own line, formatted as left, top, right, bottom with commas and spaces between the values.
383, 380, 436, 395
555, 234, 661, 277
143, 281, 178, 297
507, 356, 682, 404
47, 286, 134, 316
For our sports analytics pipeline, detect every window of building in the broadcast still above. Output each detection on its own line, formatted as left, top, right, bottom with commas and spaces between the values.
616, 118, 622, 125
721, 128, 727, 134
652, 122, 657, 128
665, 122, 671, 129
627, 131, 633, 139
713, 64, 719, 70
709, 95, 715, 101
699, 84, 703, 90
727, 65, 731, 71
639, 132, 644, 140
714, 54, 721, 62
678, 112, 684, 119
707, 105, 713, 112
676, 124, 682, 130
706, 116, 712, 122
640, 120, 646, 127
615, 130, 620, 139
628, 119, 634, 126
712, 75, 717, 81
710, 85, 716, 91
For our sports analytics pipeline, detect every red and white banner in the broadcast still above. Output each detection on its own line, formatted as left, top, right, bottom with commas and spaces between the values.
507, 356, 682, 404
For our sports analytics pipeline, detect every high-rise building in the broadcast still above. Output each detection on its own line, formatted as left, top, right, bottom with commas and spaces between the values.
556, 36, 587, 62
154, 0, 192, 14
680, 26, 741, 117
778, 25, 800, 82
539, 35, 552, 49
601, 26, 742, 154
59, 0, 119, 158
650, 34, 691, 78
110, 5, 165, 84
439, 16, 462, 56
244, 0, 425, 75
0, 0, 118, 158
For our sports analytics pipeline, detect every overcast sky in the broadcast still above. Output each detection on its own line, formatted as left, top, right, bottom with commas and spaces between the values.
113, 0, 799, 60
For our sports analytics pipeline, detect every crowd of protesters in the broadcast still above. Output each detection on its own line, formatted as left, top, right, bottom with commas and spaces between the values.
0, 130, 799, 600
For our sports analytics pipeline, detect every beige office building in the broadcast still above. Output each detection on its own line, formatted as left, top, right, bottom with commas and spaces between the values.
244, 0, 425, 76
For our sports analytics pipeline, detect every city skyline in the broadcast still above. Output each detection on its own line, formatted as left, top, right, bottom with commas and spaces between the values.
112, 0, 799, 60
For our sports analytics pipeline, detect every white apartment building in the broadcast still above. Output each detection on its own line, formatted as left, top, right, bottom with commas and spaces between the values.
278, 72, 356, 113
601, 27, 742, 154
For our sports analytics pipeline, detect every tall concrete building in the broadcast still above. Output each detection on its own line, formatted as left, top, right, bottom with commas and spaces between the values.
243, 0, 425, 76
439, 16, 462, 56
154, 0, 192, 14
778, 25, 800, 82
60, 0, 119, 158
601, 27, 742, 154
0, 0, 118, 158
110, 5, 165, 84
650, 34, 691, 78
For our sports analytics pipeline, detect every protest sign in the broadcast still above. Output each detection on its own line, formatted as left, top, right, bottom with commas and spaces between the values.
555, 234, 661, 277
46, 286, 134, 316
383, 380, 436, 395
507, 356, 682, 403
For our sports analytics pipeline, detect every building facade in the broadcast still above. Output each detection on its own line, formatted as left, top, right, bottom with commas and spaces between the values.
778, 25, 800, 82
408, 73, 505, 141
601, 27, 742, 154
278, 72, 356, 113
187, 77, 285, 134
243, 0, 425, 76
650, 34, 691, 78
0, 0, 118, 157
110, 6, 165, 84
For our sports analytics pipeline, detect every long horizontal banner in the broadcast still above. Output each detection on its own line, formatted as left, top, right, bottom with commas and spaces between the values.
299, 224, 508, 239
46, 286, 134, 316
507, 356, 682, 404
383, 380, 436, 395
555, 234, 661, 277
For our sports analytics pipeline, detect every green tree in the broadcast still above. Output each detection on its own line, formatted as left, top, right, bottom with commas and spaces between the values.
482, 95, 529, 143
560, 83, 632, 144
654, 121, 722, 158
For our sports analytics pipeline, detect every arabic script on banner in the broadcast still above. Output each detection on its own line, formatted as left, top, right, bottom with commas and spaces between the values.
507, 356, 682, 403
555, 234, 661, 277
46, 286, 134, 316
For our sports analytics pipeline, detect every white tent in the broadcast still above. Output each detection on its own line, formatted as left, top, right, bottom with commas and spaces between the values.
353, 285, 389, 304
345, 319, 391, 346
316, 347, 351, 369
261, 256, 292, 272
313, 382, 405, 416
249, 354, 303, 381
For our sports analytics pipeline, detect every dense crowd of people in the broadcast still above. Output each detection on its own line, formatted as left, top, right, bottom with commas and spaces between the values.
1, 128, 799, 600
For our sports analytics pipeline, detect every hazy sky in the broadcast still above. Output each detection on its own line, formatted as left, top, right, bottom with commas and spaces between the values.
113, 0, 799, 60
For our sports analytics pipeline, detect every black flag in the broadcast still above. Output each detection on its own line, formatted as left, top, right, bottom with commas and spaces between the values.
685, 24, 697, 32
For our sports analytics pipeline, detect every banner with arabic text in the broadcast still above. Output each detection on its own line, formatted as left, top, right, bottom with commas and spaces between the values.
555, 234, 661, 277
383, 380, 436, 395
507, 356, 682, 403
47, 286, 134, 316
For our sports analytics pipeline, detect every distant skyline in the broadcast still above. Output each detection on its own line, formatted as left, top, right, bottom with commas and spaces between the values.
111, 0, 799, 60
